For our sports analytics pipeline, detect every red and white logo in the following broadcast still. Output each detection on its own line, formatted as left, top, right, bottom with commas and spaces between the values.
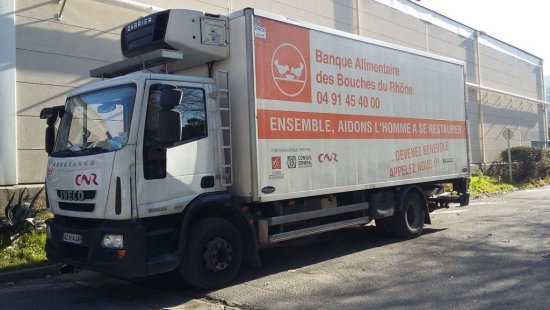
271, 156, 282, 169
47, 164, 54, 177
318, 153, 338, 163
254, 18, 311, 102
75, 173, 98, 186
271, 44, 307, 97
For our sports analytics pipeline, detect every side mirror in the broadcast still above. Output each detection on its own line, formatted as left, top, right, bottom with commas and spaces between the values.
41, 105, 65, 153
158, 110, 182, 144
45, 126, 57, 154
40, 106, 65, 121
157, 88, 183, 144
40, 107, 54, 119
159, 89, 183, 108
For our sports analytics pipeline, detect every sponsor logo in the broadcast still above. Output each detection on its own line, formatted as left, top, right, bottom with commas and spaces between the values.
318, 153, 338, 163
271, 156, 282, 170
297, 155, 313, 167
286, 155, 313, 168
75, 173, 98, 186
287, 156, 296, 168
270, 147, 312, 153
268, 171, 284, 180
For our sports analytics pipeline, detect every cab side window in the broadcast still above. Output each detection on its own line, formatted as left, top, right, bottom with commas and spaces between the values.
143, 85, 207, 180
175, 88, 207, 142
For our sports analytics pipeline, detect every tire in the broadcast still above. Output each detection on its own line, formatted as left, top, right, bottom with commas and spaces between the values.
178, 217, 243, 290
391, 191, 426, 239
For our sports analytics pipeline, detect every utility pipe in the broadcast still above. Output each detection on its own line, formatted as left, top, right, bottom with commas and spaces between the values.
474, 30, 486, 167
354, 0, 360, 35
539, 59, 548, 145
465, 82, 548, 106
92, 0, 164, 13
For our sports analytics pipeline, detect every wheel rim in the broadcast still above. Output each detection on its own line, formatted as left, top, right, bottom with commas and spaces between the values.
203, 237, 234, 272
405, 201, 421, 229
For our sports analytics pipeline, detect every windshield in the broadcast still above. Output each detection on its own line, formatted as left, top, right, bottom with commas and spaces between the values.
52, 84, 136, 157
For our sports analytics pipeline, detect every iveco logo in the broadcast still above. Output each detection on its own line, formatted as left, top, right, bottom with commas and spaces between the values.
59, 190, 85, 201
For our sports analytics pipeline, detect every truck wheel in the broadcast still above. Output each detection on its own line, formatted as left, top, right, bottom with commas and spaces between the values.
391, 191, 425, 239
179, 217, 243, 290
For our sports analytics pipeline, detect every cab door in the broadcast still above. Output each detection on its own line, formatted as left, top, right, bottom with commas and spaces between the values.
135, 80, 218, 217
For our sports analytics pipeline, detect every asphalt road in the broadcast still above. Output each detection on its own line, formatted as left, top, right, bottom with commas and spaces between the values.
1, 187, 550, 309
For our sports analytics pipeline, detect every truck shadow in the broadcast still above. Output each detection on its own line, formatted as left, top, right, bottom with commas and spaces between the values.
132, 225, 447, 295
69, 225, 447, 310
234, 226, 447, 286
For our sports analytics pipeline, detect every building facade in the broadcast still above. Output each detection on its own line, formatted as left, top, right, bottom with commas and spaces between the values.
0, 0, 546, 186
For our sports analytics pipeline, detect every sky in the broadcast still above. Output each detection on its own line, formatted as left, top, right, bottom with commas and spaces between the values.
417, 0, 549, 75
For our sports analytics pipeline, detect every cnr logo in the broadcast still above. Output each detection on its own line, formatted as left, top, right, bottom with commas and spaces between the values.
318, 153, 338, 163
75, 173, 98, 186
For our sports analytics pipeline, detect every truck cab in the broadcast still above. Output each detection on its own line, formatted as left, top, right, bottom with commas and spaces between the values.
43, 73, 232, 277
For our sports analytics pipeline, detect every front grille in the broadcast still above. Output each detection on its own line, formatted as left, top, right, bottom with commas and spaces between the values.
60, 243, 89, 262
59, 216, 101, 229
59, 202, 95, 212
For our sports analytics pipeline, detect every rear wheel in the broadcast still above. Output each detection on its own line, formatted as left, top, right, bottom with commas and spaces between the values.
391, 191, 425, 239
178, 217, 243, 290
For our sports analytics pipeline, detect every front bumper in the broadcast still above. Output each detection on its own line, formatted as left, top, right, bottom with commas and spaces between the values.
45, 217, 148, 278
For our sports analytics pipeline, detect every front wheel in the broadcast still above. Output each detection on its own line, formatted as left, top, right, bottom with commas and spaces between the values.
391, 191, 426, 239
178, 217, 243, 290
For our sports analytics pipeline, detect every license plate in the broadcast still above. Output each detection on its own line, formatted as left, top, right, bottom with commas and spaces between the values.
63, 232, 83, 245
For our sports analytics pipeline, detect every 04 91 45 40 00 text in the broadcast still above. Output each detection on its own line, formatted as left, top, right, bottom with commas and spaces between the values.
316, 91, 380, 109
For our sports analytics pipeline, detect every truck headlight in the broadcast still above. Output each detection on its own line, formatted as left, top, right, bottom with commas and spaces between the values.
46, 225, 52, 239
101, 234, 124, 249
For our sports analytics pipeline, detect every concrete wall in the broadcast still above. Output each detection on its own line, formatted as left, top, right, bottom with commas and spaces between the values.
2, 0, 545, 185
13, 0, 141, 184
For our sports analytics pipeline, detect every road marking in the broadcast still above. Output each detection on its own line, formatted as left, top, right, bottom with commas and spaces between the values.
468, 202, 497, 206
521, 188, 550, 193
433, 209, 469, 214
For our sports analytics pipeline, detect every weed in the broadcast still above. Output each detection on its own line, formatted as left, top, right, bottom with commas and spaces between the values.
0, 187, 53, 272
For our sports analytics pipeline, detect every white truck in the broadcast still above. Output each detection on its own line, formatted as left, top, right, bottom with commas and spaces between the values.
41, 8, 470, 290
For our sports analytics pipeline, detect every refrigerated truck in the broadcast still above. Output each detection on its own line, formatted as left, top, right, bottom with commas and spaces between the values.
40, 8, 470, 290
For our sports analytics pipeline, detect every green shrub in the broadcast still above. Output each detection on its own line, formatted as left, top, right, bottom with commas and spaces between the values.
486, 146, 550, 182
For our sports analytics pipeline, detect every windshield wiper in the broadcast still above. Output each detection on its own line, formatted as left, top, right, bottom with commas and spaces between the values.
51, 149, 78, 157
79, 147, 109, 155
51, 146, 108, 157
